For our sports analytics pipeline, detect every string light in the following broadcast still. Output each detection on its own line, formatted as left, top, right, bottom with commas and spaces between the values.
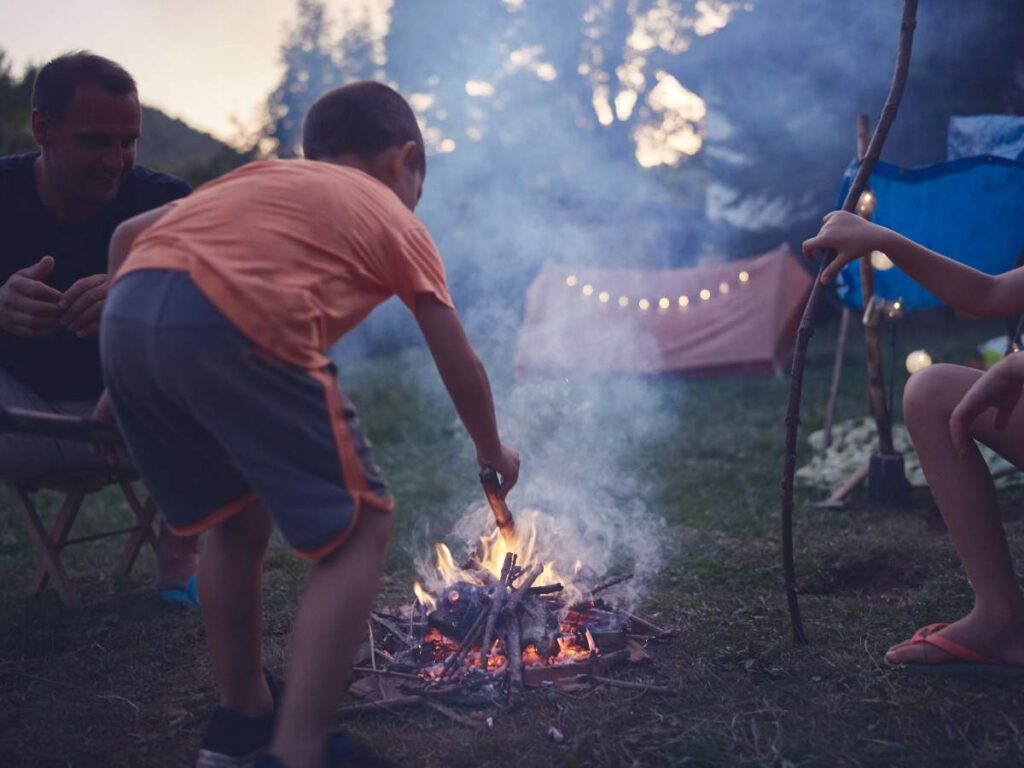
563, 268, 751, 314
857, 189, 877, 217
870, 250, 894, 271
906, 349, 932, 374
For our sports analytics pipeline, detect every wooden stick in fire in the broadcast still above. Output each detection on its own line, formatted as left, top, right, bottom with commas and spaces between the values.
479, 465, 517, 547
779, 0, 918, 644
503, 563, 544, 694
479, 552, 516, 674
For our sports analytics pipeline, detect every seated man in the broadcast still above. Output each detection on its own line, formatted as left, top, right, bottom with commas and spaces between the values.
0, 51, 198, 600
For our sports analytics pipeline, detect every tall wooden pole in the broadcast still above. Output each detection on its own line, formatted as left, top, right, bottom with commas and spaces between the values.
822, 116, 872, 450
779, 0, 918, 643
856, 114, 896, 455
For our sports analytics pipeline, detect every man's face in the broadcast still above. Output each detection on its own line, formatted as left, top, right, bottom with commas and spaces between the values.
34, 82, 141, 205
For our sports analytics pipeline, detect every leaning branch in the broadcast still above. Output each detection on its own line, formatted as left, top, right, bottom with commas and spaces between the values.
779, 0, 918, 644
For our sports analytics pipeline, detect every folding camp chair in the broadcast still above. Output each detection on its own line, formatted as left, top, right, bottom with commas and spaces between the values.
1, 407, 157, 608
9, 468, 158, 608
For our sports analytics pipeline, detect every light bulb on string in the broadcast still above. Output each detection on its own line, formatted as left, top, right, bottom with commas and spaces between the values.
870, 250, 894, 271
598, 291, 610, 303
638, 299, 650, 311
617, 296, 629, 308
566, 275, 578, 287
582, 284, 594, 297
719, 282, 730, 294
738, 271, 750, 283
700, 289, 711, 301
678, 295, 689, 308
658, 297, 670, 310
906, 349, 932, 374
857, 189, 877, 217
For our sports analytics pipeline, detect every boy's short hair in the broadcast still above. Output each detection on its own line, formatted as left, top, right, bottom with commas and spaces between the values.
302, 81, 426, 174
31, 51, 137, 123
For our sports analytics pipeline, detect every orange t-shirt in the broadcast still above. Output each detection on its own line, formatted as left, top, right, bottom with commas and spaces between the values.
118, 159, 453, 369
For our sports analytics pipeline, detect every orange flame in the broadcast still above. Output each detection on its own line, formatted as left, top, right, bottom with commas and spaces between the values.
413, 580, 437, 612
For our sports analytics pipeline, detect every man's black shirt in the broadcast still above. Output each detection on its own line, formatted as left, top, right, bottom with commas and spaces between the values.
0, 153, 190, 400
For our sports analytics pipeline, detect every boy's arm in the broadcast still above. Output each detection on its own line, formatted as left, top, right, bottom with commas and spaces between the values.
107, 204, 172, 275
413, 293, 520, 496
804, 211, 1024, 318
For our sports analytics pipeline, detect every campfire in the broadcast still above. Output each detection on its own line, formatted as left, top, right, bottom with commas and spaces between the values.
344, 471, 673, 719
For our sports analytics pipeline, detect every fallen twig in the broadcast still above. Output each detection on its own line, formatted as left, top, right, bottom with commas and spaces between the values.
590, 573, 634, 597
337, 695, 424, 717
575, 674, 676, 695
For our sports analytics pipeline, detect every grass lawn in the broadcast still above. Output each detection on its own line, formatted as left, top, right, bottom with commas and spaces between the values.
3, 311, 1024, 767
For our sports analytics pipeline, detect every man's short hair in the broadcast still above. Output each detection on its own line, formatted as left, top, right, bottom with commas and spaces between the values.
302, 81, 426, 174
31, 51, 137, 123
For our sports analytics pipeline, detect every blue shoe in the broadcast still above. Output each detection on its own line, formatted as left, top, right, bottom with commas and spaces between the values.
160, 573, 200, 608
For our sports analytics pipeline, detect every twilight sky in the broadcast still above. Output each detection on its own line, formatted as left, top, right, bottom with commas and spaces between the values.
0, 0, 391, 144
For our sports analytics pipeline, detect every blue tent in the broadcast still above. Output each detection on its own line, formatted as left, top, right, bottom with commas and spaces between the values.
835, 155, 1024, 311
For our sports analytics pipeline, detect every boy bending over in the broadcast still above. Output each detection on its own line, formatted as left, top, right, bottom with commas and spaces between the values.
805, 211, 1024, 675
97, 82, 519, 766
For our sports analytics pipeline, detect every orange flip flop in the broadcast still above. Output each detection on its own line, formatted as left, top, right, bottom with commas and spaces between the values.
886, 622, 1024, 678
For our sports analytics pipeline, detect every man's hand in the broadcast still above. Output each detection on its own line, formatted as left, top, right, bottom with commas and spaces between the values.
0, 256, 63, 337
479, 444, 521, 499
59, 273, 109, 337
801, 211, 892, 284
949, 354, 1024, 458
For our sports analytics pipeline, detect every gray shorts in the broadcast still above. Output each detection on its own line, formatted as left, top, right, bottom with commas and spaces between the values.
100, 270, 392, 560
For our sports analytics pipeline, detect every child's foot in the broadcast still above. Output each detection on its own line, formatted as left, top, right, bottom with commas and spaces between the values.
259, 733, 401, 767
196, 673, 282, 768
885, 612, 1024, 667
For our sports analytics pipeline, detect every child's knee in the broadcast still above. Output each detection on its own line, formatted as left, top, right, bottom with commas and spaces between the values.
903, 363, 958, 426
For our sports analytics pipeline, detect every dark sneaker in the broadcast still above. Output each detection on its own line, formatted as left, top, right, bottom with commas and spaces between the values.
258, 733, 403, 768
196, 674, 282, 768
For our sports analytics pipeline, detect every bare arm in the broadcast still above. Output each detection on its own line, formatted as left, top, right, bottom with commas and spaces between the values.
804, 211, 1024, 318
108, 204, 171, 275
414, 293, 519, 494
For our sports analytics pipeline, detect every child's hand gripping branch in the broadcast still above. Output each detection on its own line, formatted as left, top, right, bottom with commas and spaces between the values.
803, 210, 1024, 675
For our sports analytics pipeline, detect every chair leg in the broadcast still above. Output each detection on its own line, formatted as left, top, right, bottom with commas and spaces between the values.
9, 482, 82, 609
116, 482, 158, 576
28, 489, 86, 595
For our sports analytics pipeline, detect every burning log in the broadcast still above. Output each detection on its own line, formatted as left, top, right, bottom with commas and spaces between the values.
462, 553, 499, 586
479, 466, 517, 547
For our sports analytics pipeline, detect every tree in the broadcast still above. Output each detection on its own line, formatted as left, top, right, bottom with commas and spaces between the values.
264, 0, 375, 157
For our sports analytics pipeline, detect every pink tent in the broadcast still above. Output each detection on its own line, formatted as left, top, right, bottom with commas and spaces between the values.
515, 244, 813, 377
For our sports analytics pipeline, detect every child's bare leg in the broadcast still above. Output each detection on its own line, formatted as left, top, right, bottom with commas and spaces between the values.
270, 509, 394, 768
890, 363, 1024, 664
198, 498, 275, 715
